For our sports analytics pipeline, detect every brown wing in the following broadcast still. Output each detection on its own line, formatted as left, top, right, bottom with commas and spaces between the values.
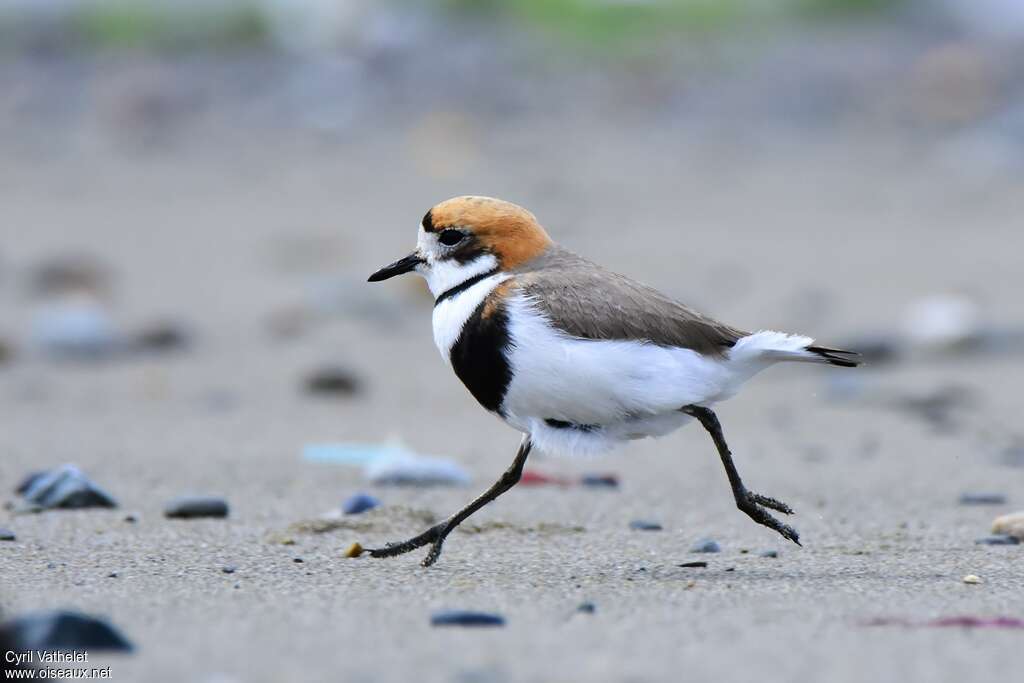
512, 246, 745, 356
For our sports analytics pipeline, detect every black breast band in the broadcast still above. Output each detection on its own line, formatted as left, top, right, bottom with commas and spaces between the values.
434, 268, 499, 307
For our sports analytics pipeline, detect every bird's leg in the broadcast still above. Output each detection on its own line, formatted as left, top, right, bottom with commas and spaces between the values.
682, 405, 801, 546
367, 435, 533, 567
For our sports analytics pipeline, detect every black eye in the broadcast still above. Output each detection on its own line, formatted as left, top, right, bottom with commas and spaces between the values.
438, 229, 464, 246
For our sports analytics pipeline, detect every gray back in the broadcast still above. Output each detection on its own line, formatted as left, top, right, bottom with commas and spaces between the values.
511, 246, 745, 356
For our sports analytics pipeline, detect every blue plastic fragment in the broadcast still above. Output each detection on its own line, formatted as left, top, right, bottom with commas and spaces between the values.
302, 443, 409, 466
689, 538, 721, 553
975, 535, 1019, 546
430, 610, 506, 627
580, 474, 619, 489
342, 492, 380, 515
959, 493, 1008, 506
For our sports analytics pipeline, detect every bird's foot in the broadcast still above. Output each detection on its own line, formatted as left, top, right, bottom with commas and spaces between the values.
748, 492, 794, 516
738, 490, 800, 546
366, 521, 450, 567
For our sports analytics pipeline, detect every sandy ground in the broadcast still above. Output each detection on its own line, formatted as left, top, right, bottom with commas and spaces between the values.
2, 58, 1024, 681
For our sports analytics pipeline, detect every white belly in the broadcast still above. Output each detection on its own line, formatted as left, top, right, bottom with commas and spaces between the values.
499, 293, 748, 455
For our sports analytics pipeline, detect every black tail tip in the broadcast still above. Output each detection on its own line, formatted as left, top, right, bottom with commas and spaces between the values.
806, 345, 862, 368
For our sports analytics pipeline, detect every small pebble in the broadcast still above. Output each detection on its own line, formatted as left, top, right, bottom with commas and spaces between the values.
758, 550, 779, 558
292, 557, 304, 564
132, 322, 190, 352
304, 367, 362, 396
959, 492, 1007, 506
342, 493, 381, 515
0, 529, 16, 541
629, 520, 662, 531
678, 561, 708, 568
0, 610, 133, 652
163, 496, 229, 519
18, 464, 118, 510
962, 574, 982, 584
343, 542, 365, 558
992, 511, 1024, 540
576, 602, 596, 614
579, 474, 619, 489
222, 565, 237, 574
431, 610, 505, 627
975, 535, 1019, 546
123, 515, 137, 523
689, 538, 721, 553
29, 254, 110, 297
839, 336, 901, 365
107, 571, 118, 578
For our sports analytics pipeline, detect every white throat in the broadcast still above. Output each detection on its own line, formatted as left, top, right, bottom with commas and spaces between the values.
423, 253, 500, 298
429, 258, 508, 362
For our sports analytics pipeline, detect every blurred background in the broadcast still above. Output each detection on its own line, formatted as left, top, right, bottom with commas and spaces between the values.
2, 1, 1024, 681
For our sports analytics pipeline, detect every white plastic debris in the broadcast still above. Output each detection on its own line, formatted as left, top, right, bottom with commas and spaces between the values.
903, 294, 983, 350
31, 296, 122, 359
364, 453, 470, 487
303, 441, 471, 487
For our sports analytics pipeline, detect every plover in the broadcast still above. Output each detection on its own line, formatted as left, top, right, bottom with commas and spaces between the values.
367, 196, 858, 566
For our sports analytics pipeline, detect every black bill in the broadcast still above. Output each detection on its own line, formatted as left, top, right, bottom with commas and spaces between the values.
367, 253, 424, 282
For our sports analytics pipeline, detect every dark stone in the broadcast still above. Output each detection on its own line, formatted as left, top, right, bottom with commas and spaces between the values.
579, 474, 619, 489
163, 496, 228, 519
958, 492, 1008, 506
222, 565, 237, 574
0, 528, 15, 541
975, 535, 1019, 546
758, 549, 779, 558
0, 610, 133, 653
431, 610, 505, 627
576, 602, 596, 614
132, 323, 189, 352
304, 368, 361, 396
689, 538, 721, 553
292, 557, 304, 563
1001, 441, 1024, 468
28, 254, 111, 298
342, 492, 380, 515
19, 465, 117, 510
841, 336, 901, 365
629, 520, 663, 531
678, 561, 708, 568
123, 515, 137, 523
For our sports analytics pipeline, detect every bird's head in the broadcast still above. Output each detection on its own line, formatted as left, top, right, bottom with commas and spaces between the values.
368, 196, 553, 297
